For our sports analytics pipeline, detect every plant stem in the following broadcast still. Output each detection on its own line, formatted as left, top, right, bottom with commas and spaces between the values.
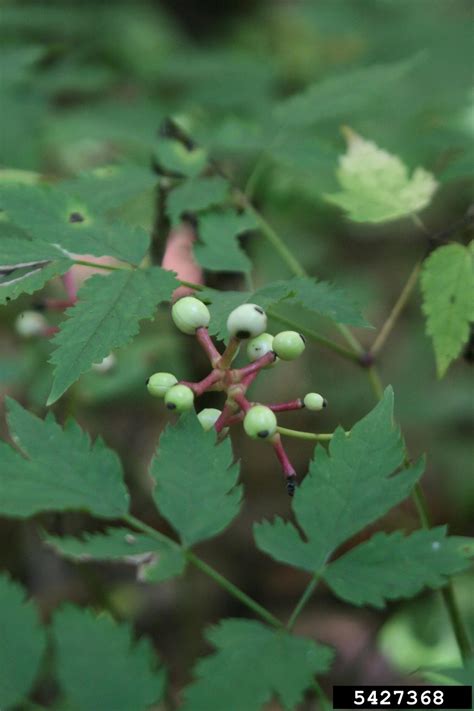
441, 584, 473, 662
366, 365, 384, 400
241, 201, 307, 278
72, 259, 129, 271
287, 573, 320, 630
312, 680, 332, 711
186, 551, 282, 629
277, 426, 336, 441
123, 514, 282, 629
269, 311, 360, 363
371, 261, 422, 356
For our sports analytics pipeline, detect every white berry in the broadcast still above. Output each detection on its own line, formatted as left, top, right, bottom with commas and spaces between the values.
172, 296, 210, 334
303, 392, 327, 411
15, 310, 47, 337
227, 303, 267, 339
272, 331, 306, 360
246, 333, 274, 361
164, 384, 195, 411
243, 405, 277, 439
147, 372, 178, 397
92, 353, 116, 373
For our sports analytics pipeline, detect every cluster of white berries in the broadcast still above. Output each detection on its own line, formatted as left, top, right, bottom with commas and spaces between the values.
146, 296, 327, 495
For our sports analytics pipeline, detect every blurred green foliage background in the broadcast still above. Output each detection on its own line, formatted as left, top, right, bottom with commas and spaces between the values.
0, 0, 473, 707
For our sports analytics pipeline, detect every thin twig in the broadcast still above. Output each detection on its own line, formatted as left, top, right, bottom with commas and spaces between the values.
371, 261, 423, 357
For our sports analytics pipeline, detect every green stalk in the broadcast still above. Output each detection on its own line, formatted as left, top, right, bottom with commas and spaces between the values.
277, 426, 336, 441
123, 514, 282, 629
287, 574, 320, 630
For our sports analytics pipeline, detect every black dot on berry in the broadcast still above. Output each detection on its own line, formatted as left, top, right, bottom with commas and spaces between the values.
167, 403, 176, 410
237, 329, 250, 339
258, 430, 269, 438
299, 333, 306, 344
254, 306, 264, 314
69, 212, 85, 223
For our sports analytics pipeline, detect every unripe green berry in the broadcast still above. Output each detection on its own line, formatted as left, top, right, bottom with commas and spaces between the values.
197, 408, 221, 431
246, 333, 274, 362
172, 296, 210, 335
15, 310, 47, 337
147, 372, 178, 397
164, 384, 194, 411
243, 405, 277, 440
227, 303, 267, 339
272, 331, 306, 361
303, 392, 327, 411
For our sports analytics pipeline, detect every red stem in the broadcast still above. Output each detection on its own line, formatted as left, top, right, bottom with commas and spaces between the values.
181, 370, 222, 396
271, 435, 296, 478
235, 351, 276, 379
195, 327, 221, 364
214, 404, 235, 433
267, 399, 303, 413
232, 391, 252, 413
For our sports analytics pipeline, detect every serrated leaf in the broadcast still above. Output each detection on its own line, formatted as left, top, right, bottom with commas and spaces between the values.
61, 164, 158, 214
47, 266, 178, 404
0, 234, 66, 266
43, 528, 186, 582
254, 388, 424, 572
275, 57, 418, 128
0, 575, 47, 709
0, 398, 129, 518
0, 184, 150, 264
53, 606, 165, 711
325, 130, 438, 223
420, 242, 474, 377
194, 209, 256, 273
166, 176, 229, 225
154, 137, 207, 178
200, 275, 369, 340
181, 618, 333, 711
150, 414, 241, 547
0, 259, 70, 305
323, 527, 470, 608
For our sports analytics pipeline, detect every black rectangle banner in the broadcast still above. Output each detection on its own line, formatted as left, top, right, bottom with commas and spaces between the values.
332, 685, 472, 710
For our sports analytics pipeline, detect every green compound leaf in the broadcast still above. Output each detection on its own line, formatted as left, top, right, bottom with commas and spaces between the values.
0, 183, 150, 264
0, 575, 47, 710
0, 232, 71, 305
150, 413, 241, 547
323, 527, 471, 609
53, 606, 166, 711
0, 259, 70, 305
154, 137, 207, 178
0, 397, 129, 519
274, 57, 418, 128
43, 528, 186, 582
47, 266, 178, 405
181, 618, 333, 711
201, 276, 369, 340
194, 209, 257, 273
60, 164, 159, 214
254, 388, 424, 572
420, 242, 474, 377
166, 176, 230, 225
325, 130, 438, 223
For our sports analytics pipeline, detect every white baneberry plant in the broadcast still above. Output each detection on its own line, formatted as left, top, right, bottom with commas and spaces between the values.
1, 9, 473, 707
